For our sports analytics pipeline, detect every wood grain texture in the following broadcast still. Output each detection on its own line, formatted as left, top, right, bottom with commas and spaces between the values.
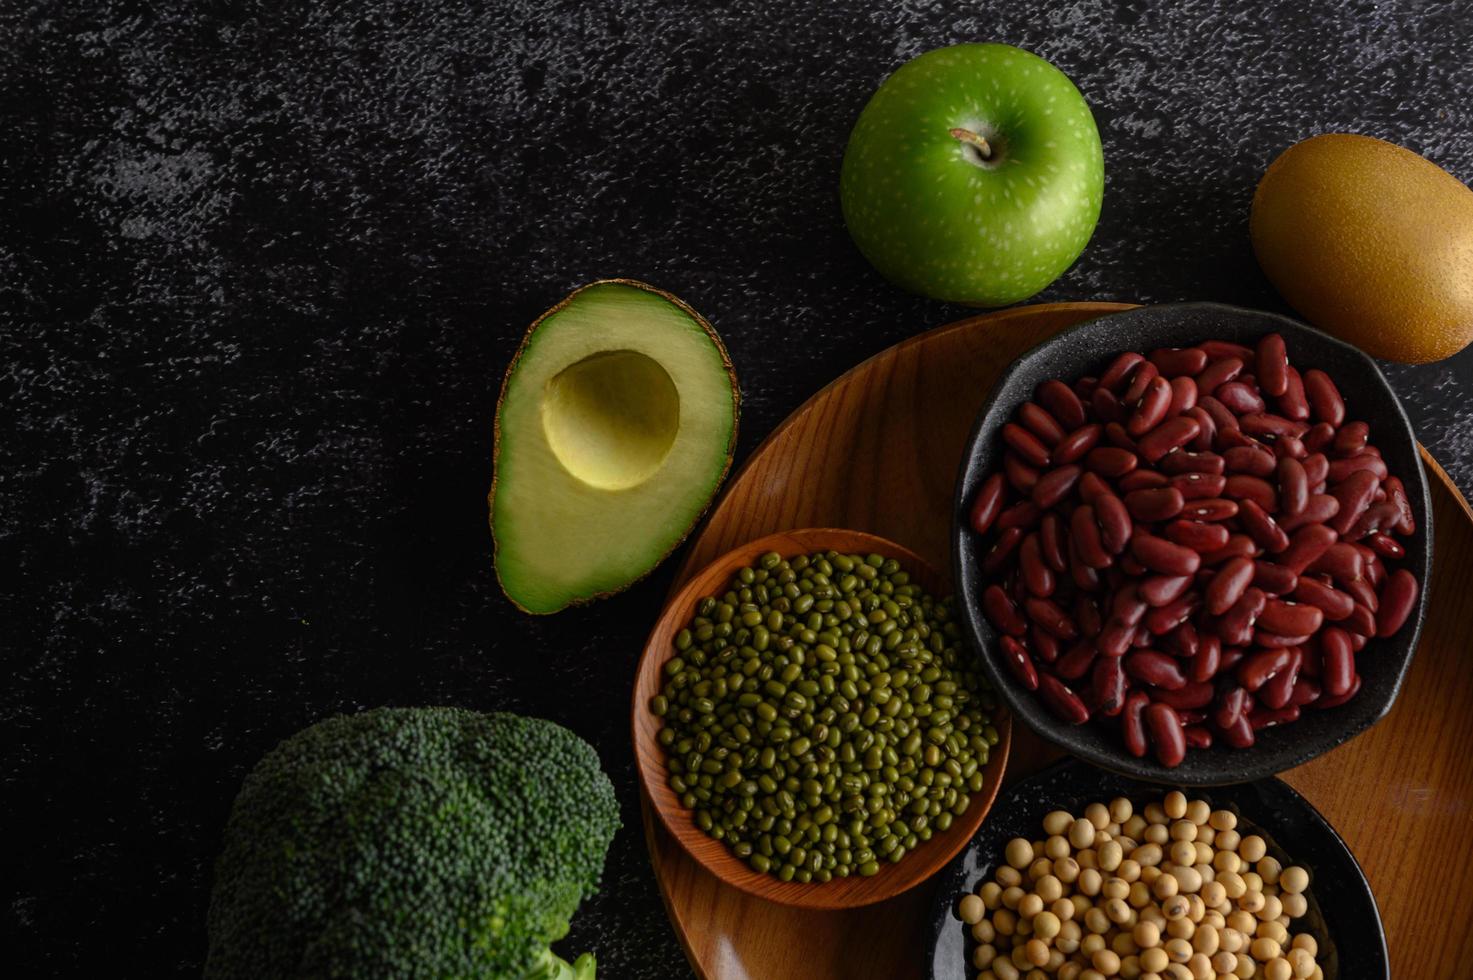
632, 528, 1012, 909
641, 302, 1473, 980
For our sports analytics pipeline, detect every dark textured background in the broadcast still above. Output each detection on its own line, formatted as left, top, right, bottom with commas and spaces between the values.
4, 0, 1471, 975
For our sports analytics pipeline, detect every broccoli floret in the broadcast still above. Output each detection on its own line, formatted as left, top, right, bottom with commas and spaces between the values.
205, 707, 619, 979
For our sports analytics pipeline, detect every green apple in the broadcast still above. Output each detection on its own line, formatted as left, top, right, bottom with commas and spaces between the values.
840, 43, 1104, 307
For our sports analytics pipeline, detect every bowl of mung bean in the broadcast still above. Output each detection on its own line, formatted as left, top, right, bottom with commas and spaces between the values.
634, 527, 1013, 908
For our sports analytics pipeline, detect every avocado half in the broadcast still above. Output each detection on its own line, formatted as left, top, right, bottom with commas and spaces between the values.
489, 280, 740, 614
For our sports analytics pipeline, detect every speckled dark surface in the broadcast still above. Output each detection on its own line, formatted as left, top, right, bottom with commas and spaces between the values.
3, 1, 1471, 975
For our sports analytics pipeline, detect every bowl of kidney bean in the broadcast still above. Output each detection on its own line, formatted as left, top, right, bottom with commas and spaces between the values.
952, 303, 1432, 783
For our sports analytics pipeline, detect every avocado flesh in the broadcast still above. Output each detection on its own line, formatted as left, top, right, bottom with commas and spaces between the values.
491, 281, 738, 614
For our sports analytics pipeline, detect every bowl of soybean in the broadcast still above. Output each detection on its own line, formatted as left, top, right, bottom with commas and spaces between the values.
633, 527, 1013, 908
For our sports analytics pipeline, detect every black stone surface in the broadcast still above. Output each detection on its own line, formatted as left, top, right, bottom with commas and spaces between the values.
3, 1, 1471, 976
953, 304, 1432, 785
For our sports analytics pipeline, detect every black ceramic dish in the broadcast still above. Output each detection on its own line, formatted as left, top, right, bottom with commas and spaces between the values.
926, 758, 1387, 980
952, 303, 1433, 784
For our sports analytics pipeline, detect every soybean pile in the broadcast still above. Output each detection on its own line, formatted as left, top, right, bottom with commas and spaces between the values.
652, 550, 999, 883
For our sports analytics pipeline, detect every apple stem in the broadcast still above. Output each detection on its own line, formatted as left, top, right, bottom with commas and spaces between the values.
950, 127, 992, 159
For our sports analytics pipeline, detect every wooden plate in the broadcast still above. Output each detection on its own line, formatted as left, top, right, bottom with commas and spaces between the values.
632, 528, 1012, 909
641, 302, 1473, 979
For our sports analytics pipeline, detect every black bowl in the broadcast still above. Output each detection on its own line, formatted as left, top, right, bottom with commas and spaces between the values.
926, 758, 1387, 980
952, 303, 1432, 784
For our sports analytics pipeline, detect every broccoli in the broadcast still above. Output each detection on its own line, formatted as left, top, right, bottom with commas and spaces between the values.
204, 707, 619, 980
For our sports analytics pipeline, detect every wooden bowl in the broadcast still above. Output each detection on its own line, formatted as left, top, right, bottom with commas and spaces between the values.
632, 527, 1013, 909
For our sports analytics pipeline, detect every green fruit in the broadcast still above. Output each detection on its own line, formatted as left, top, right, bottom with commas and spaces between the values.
840, 43, 1104, 307
490, 280, 739, 613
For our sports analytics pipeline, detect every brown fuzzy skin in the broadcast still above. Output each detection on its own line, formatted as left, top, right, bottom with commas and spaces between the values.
488, 278, 741, 614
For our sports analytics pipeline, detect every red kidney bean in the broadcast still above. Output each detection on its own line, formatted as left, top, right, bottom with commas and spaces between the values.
1180, 497, 1238, 521
1301, 452, 1329, 488
1140, 574, 1193, 607
1206, 557, 1255, 615
1131, 533, 1202, 576
1186, 406, 1217, 451
1333, 421, 1370, 456
1277, 366, 1310, 421
1277, 523, 1338, 574
1254, 630, 1312, 649
1091, 385, 1124, 424
1122, 361, 1161, 405
1085, 446, 1139, 478
1225, 474, 1277, 511
1074, 375, 1100, 400
1273, 434, 1307, 460
1076, 596, 1103, 638
1344, 576, 1378, 612
1111, 585, 1148, 625
1152, 681, 1215, 710
1257, 333, 1290, 396
1301, 422, 1335, 454
1025, 597, 1079, 641
1164, 620, 1200, 657
1037, 379, 1088, 430
1145, 703, 1187, 768
998, 635, 1039, 691
1216, 427, 1257, 451
1249, 704, 1300, 730
1239, 412, 1308, 440
1093, 493, 1133, 555
1290, 676, 1322, 707
1239, 499, 1290, 553
1277, 457, 1309, 516
1291, 577, 1354, 620
1252, 560, 1299, 596
1214, 685, 1250, 730
1195, 356, 1244, 395
1216, 380, 1265, 415
1071, 505, 1113, 569
1302, 369, 1345, 426
1159, 450, 1225, 476
1278, 493, 1340, 532
1038, 513, 1068, 572
1018, 401, 1066, 447
1068, 541, 1103, 593
1127, 375, 1173, 437
1096, 617, 1135, 658
1220, 714, 1255, 748
1258, 650, 1302, 709
1376, 569, 1419, 638
1144, 595, 1198, 635
1031, 624, 1063, 663
1002, 422, 1050, 467
1038, 673, 1091, 725
1091, 655, 1128, 716
1320, 627, 1355, 697
1189, 634, 1221, 682
1306, 541, 1362, 584
1105, 424, 1136, 453
982, 526, 1024, 574
1165, 519, 1230, 553
1171, 471, 1227, 501
1327, 454, 1388, 484
1328, 469, 1379, 535
1201, 534, 1257, 567
1077, 470, 1112, 503
1314, 673, 1362, 709
1218, 587, 1267, 647
1384, 476, 1416, 534
1151, 346, 1209, 377
998, 500, 1041, 531
1125, 487, 1186, 523
1238, 647, 1294, 691
1137, 416, 1202, 463
1197, 395, 1240, 436
1359, 545, 1386, 586
1366, 532, 1405, 559
1120, 691, 1150, 757
1099, 352, 1145, 392
1344, 602, 1377, 638
1004, 454, 1041, 495
1201, 339, 1254, 361
1181, 725, 1212, 749
1118, 469, 1170, 492
1019, 534, 1054, 598
983, 584, 1028, 636
969, 473, 1006, 535
1168, 376, 1199, 416
1052, 423, 1102, 464
1031, 464, 1082, 509
1224, 445, 1276, 476
1055, 642, 1096, 681
1259, 598, 1324, 637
